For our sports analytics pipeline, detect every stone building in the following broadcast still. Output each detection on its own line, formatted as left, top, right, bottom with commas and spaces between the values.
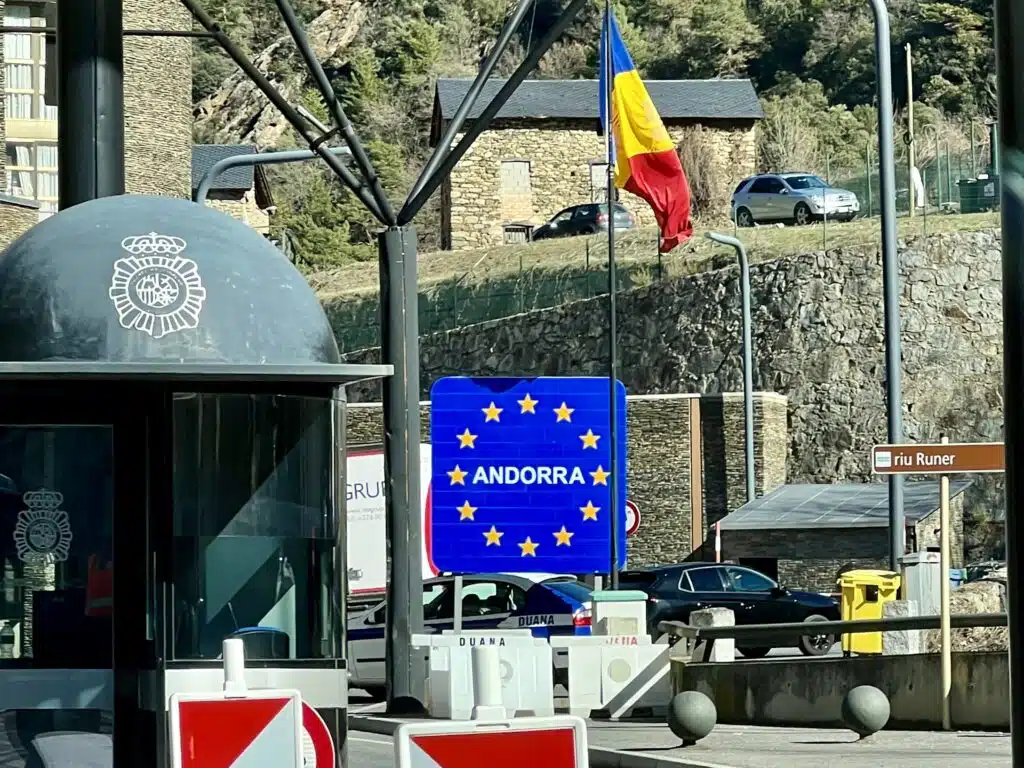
717, 480, 970, 593
430, 77, 763, 250
192, 145, 274, 234
0, 0, 191, 244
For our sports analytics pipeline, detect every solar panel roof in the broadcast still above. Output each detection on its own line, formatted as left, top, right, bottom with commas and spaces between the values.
717, 481, 973, 531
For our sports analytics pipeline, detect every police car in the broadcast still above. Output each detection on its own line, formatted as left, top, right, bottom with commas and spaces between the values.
347, 572, 593, 697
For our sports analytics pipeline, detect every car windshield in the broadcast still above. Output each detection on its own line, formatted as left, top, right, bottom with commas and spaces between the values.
784, 175, 829, 190
542, 579, 593, 603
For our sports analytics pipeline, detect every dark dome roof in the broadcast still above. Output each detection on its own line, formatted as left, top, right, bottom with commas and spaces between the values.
0, 195, 340, 364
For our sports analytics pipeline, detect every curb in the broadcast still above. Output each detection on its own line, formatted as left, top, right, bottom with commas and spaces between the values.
349, 715, 738, 768
588, 746, 737, 768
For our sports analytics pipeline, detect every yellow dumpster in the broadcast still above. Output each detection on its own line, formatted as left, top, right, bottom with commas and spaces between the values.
837, 569, 902, 655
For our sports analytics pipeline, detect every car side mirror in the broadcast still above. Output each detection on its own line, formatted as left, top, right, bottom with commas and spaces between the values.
780, 189, 789, 195
770, 586, 788, 598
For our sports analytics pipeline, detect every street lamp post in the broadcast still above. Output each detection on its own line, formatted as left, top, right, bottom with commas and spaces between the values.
707, 232, 755, 505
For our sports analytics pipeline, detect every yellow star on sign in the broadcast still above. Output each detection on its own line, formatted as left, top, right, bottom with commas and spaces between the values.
483, 525, 503, 546
579, 429, 600, 449
458, 501, 477, 520
482, 402, 503, 422
457, 428, 478, 449
554, 402, 574, 422
553, 526, 574, 546
518, 393, 538, 414
580, 501, 600, 521
518, 537, 539, 557
447, 465, 467, 485
590, 465, 609, 485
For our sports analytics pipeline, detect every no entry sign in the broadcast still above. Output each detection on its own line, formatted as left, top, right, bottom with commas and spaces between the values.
625, 499, 641, 537
395, 716, 587, 768
169, 689, 303, 768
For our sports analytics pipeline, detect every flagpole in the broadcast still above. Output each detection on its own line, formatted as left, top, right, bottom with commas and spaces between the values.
604, 1, 621, 590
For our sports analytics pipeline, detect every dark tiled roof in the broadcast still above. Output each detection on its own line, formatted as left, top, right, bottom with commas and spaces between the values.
434, 78, 763, 121
717, 480, 973, 531
191, 144, 258, 191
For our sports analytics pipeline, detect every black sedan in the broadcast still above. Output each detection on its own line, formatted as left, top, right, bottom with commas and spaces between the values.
620, 562, 840, 657
531, 202, 634, 241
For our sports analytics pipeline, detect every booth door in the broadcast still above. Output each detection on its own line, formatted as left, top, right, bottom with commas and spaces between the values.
0, 399, 152, 768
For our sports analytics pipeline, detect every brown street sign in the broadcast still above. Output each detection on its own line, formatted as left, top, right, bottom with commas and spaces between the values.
871, 442, 1005, 474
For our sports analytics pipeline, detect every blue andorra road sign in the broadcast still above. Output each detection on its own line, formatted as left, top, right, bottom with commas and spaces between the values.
429, 376, 628, 574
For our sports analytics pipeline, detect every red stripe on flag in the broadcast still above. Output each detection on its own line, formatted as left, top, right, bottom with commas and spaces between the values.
623, 147, 693, 253
412, 727, 577, 767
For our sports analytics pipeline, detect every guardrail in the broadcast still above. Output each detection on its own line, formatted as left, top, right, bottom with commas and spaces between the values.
658, 612, 1007, 662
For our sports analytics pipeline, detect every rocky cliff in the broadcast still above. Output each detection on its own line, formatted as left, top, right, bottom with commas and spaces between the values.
341, 229, 1006, 553
193, 0, 365, 146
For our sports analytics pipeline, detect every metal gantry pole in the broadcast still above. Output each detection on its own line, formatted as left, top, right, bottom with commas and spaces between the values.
378, 226, 426, 713
868, 0, 906, 570
707, 233, 755, 504
56, 0, 125, 207
994, 0, 1024, 758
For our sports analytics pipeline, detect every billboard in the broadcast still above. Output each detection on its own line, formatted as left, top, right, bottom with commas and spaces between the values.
346, 444, 437, 594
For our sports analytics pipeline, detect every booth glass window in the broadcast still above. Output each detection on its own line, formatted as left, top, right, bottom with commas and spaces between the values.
170, 393, 341, 661
0, 426, 113, 666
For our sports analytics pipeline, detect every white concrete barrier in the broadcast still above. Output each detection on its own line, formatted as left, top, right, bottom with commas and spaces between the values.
550, 635, 669, 719
412, 632, 554, 720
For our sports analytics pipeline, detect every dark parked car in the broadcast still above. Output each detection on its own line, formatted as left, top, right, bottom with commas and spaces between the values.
531, 202, 634, 241
620, 562, 840, 657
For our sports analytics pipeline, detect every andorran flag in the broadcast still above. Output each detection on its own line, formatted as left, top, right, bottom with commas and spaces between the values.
599, 8, 693, 253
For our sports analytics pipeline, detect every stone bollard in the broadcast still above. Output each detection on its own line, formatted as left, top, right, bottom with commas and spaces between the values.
689, 608, 735, 662
882, 599, 920, 655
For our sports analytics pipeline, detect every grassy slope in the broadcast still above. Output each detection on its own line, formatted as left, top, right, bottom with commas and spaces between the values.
313, 212, 1000, 350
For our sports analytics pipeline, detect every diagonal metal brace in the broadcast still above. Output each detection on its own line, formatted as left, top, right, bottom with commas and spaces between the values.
405, 0, 536, 208
180, 0, 386, 223
273, 0, 397, 226
398, 0, 588, 223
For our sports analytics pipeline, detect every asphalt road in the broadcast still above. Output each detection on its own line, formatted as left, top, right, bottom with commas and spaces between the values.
347, 731, 395, 768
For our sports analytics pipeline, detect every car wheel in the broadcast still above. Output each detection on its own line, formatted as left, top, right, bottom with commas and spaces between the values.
361, 685, 387, 702
790, 201, 815, 225
798, 614, 836, 656
737, 646, 772, 659
735, 207, 755, 227
793, 202, 813, 226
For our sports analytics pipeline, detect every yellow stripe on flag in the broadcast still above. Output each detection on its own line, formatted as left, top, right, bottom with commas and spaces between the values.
611, 70, 676, 162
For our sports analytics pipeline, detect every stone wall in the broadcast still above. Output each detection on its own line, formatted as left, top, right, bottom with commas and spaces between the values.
340, 228, 1006, 559
124, 0, 192, 198
0, 0, 6, 194
441, 118, 757, 250
206, 192, 271, 234
343, 391, 789, 568
0, 195, 38, 247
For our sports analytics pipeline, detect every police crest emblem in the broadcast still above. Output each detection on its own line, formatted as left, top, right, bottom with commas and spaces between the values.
109, 232, 207, 338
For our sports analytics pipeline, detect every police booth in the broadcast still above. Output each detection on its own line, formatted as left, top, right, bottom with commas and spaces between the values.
0, 195, 389, 767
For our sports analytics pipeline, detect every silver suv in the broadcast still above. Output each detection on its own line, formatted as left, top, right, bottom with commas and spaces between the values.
732, 173, 860, 227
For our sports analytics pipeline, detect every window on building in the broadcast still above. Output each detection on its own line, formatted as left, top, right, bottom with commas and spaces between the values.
6, 142, 34, 198
590, 162, 609, 202
500, 160, 531, 194
4, 3, 49, 122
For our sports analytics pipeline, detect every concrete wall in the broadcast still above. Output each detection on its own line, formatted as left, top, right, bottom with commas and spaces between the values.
345, 391, 789, 567
123, 0, 192, 198
441, 118, 757, 250
674, 652, 1009, 731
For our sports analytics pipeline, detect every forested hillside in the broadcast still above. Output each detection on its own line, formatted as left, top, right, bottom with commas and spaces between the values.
191, 0, 995, 267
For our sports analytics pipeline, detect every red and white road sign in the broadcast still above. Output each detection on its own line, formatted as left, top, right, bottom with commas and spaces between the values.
169, 689, 304, 768
395, 716, 587, 768
625, 499, 641, 537
300, 702, 336, 768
